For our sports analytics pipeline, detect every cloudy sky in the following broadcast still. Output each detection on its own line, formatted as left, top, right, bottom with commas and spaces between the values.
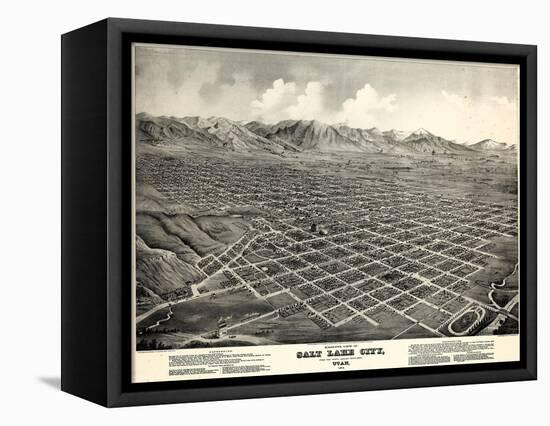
135, 44, 519, 144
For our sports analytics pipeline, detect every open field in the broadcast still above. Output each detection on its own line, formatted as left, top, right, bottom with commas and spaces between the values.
160, 288, 272, 334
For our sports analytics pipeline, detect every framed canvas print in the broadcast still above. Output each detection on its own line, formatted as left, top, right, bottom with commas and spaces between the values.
61, 18, 537, 407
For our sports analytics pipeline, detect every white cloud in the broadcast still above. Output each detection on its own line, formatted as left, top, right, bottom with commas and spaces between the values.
250, 79, 297, 122
335, 84, 398, 128
251, 79, 333, 123
286, 81, 327, 120
285, 81, 335, 123
250, 80, 398, 128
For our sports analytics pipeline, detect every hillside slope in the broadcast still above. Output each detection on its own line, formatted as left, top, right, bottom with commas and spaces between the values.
402, 128, 474, 154
136, 113, 290, 154
469, 139, 511, 151
135, 183, 251, 305
246, 120, 413, 153
136, 236, 205, 296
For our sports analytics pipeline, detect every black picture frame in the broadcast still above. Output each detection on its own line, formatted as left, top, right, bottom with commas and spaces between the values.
61, 17, 537, 407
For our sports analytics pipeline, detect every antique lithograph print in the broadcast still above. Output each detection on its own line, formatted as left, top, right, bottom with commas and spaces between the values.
132, 43, 520, 383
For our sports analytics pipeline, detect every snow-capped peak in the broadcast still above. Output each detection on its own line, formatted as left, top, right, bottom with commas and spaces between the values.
469, 138, 510, 151
411, 128, 432, 137
383, 129, 408, 141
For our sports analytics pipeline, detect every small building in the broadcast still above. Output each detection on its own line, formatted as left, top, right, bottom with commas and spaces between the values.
217, 318, 228, 338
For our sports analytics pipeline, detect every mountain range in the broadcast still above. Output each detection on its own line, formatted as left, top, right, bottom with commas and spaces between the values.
136, 113, 515, 155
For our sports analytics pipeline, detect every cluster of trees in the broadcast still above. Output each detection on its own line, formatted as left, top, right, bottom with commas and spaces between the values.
137, 327, 179, 336
136, 338, 173, 351
494, 317, 518, 335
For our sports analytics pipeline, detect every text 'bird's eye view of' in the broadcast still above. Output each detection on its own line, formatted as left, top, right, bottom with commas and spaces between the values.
132, 43, 519, 371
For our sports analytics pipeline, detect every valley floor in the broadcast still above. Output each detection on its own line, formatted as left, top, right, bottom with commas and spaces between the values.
135, 146, 519, 350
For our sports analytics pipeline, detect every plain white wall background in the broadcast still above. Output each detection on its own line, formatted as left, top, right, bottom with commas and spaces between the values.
1, 0, 546, 423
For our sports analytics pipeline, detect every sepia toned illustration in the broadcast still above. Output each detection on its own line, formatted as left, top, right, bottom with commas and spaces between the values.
133, 44, 519, 353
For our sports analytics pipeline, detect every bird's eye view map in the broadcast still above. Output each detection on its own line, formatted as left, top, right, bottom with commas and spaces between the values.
133, 44, 520, 353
